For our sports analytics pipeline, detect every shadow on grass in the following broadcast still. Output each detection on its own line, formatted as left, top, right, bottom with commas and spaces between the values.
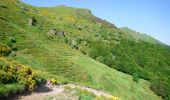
0, 84, 53, 100
35, 84, 53, 93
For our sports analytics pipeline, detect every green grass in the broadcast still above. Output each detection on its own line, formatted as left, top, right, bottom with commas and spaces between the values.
0, 83, 24, 96
71, 54, 160, 100
0, 0, 169, 99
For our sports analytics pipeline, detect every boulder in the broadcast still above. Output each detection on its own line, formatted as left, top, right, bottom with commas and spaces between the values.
47, 28, 65, 37
48, 29, 57, 35
57, 31, 65, 37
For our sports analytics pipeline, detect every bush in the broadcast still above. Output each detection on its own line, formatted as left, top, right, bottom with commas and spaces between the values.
0, 83, 24, 97
6, 37, 16, 49
50, 78, 58, 85
88, 40, 112, 59
9, 37, 16, 43
137, 70, 150, 80
7, 41, 13, 48
32, 17, 37, 26
12, 46, 18, 51
0, 5, 8, 9
9, 51, 17, 57
116, 62, 137, 75
0, 70, 12, 83
0, 61, 5, 69
132, 73, 139, 83
16, 66, 37, 91
150, 80, 168, 98
0, 45, 11, 56
75, 36, 84, 44
64, 37, 68, 43
0, 58, 41, 95
71, 40, 79, 50
35, 76, 46, 84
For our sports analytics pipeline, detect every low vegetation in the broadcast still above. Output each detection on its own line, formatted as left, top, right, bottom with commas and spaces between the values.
0, 0, 169, 99
0, 57, 44, 97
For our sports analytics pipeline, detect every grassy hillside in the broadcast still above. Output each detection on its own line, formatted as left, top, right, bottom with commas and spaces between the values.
72, 55, 160, 100
0, 0, 169, 99
38, 5, 170, 99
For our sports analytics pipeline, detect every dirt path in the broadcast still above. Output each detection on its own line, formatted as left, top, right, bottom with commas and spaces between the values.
19, 84, 114, 100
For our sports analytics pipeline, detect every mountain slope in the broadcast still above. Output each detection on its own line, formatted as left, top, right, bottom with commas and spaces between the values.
0, 0, 170, 99
120, 27, 161, 44
38, 5, 170, 99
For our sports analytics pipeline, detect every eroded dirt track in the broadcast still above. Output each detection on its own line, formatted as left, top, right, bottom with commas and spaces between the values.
19, 84, 114, 100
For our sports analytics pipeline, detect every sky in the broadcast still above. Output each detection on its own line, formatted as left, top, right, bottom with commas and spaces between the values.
21, 0, 170, 45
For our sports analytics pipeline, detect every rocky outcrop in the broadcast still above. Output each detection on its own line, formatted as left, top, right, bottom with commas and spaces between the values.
47, 29, 65, 37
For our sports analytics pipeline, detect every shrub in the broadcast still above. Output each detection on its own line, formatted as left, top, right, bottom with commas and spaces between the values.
0, 61, 5, 69
0, 58, 41, 94
12, 46, 18, 51
6, 37, 16, 49
7, 41, 13, 48
71, 40, 79, 50
50, 78, 58, 85
0, 45, 11, 56
132, 73, 139, 83
0, 70, 12, 83
35, 76, 46, 84
9, 37, 16, 43
75, 36, 84, 44
64, 37, 68, 43
88, 40, 112, 59
0, 5, 8, 9
116, 62, 136, 75
0, 83, 24, 97
32, 17, 37, 26
15, 66, 38, 91
150, 80, 168, 98
137, 70, 150, 80
9, 51, 17, 57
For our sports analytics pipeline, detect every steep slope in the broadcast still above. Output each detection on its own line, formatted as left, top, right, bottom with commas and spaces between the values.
37, 5, 170, 99
72, 55, 160, 100
0, 0, 169, 99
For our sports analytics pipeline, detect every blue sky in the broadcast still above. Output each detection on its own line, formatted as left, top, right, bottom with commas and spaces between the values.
21, 0, 170, 45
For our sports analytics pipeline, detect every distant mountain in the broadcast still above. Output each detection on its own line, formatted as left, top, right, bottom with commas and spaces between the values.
0, 0, 170, 99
